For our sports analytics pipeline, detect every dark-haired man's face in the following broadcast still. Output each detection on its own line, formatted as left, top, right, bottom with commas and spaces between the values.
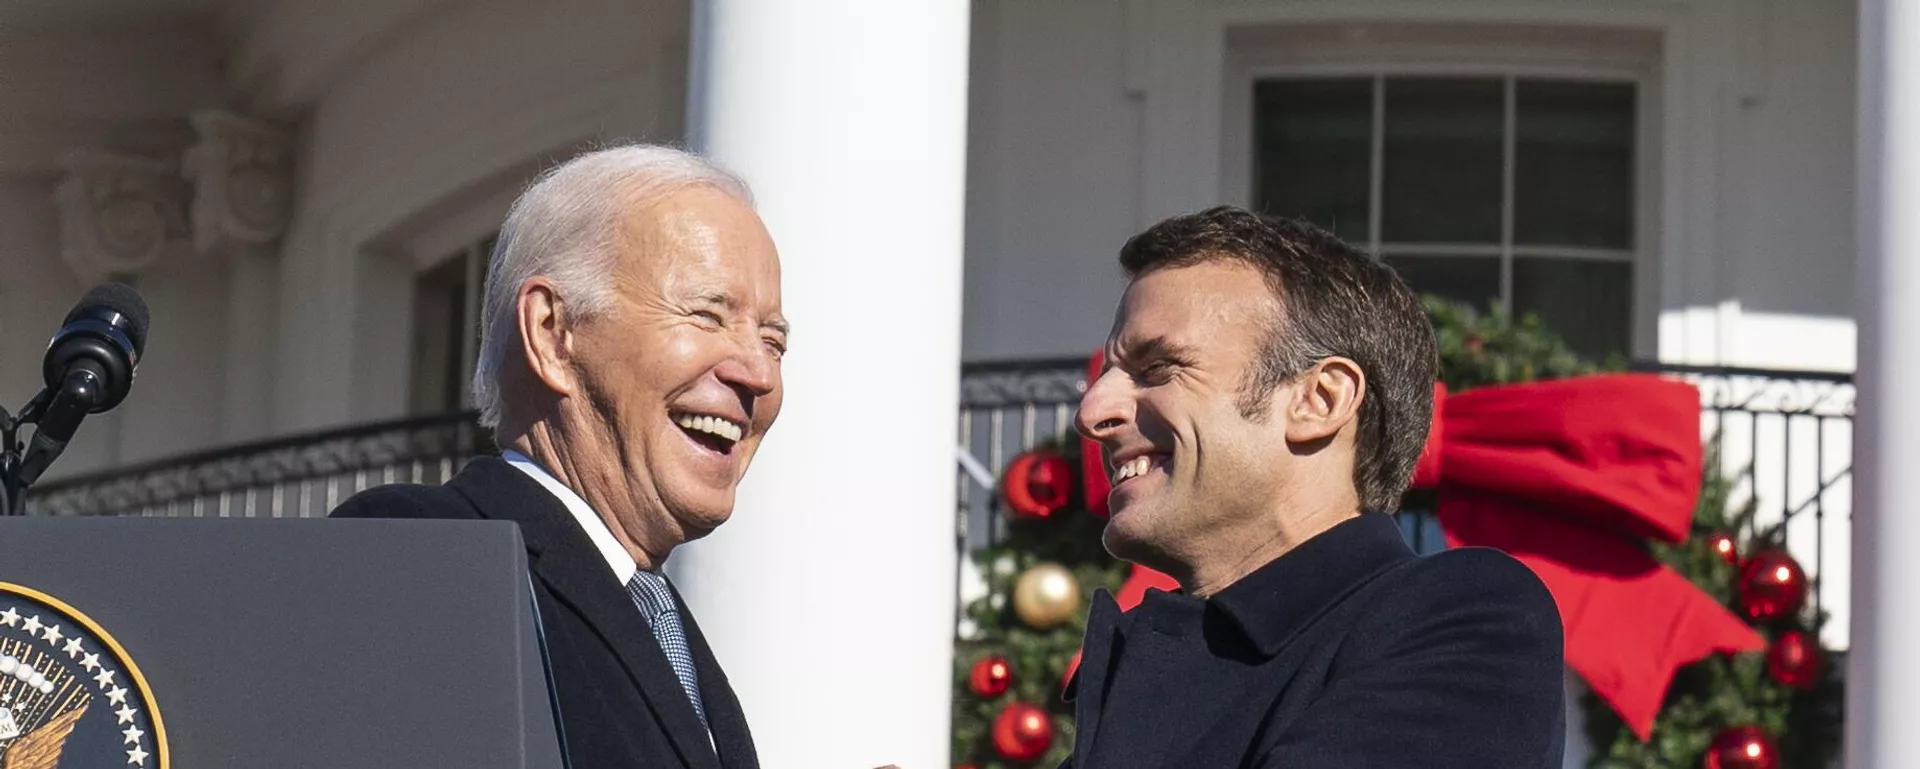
1076, 260, 1296, 576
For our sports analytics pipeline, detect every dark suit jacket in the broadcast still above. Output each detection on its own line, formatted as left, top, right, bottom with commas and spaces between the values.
1062, 512, 1565, 769
330, 456, 758, 769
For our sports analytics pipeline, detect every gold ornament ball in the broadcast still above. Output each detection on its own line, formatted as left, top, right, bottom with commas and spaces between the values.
1013, 562, 1083, 629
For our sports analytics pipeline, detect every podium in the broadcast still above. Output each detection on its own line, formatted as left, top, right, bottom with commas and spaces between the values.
0, 517, 566, 769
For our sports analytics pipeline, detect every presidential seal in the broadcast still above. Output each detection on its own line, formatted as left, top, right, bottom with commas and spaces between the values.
0, 584, 165, 769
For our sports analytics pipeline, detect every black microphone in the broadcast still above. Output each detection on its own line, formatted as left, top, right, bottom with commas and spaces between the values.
16, 283, 150, 485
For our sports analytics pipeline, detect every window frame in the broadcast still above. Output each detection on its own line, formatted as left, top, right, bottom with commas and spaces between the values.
1221, 29, 1663, 358
406, 234, 494, 415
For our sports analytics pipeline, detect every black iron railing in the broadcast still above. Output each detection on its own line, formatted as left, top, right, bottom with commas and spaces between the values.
22, 412, 491, 518
18, 358, 1856, 644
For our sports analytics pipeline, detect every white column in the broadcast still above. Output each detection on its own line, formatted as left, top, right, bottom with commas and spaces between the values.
221, 251, 281, 441
183, 110, 295, 443
1852, 2, 1920, 767
669, 2, 970, 767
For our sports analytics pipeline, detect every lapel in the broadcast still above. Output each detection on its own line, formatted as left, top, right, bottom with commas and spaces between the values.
1065, 590, 1125, 768
671, 581, 760, 769
449, 457, 721, 769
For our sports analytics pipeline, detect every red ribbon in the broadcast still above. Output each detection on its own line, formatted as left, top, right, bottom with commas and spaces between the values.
1072, 350, 1761, 737
1415, 374, 1763, 738
1081, 351, 1113, 519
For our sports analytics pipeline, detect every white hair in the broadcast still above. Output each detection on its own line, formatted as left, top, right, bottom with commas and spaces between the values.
471, 143, 754, 428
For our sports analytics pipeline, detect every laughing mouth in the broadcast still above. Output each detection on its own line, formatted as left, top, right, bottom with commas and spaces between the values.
1110, 454, 1167, 485
674, 411, 744, 454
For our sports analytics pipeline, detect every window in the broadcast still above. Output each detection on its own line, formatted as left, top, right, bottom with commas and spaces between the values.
409, 234, 495, 414
1254, 75, 1636, 361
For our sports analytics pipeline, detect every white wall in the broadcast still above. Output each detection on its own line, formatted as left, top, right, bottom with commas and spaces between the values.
961, 0, 1140, 362
963, 0, 1859, 372
254, 0, 691, 434
0, 19, 228, 479
1717, 0, 1858, 372
0, 182, 114, 478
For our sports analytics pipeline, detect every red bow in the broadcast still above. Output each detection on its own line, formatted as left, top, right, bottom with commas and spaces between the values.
1073, 350, 1759, 737
1415, 374, 1763, 738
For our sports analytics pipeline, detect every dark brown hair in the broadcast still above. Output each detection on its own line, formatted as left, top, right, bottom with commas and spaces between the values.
1118, 205, 1436, 512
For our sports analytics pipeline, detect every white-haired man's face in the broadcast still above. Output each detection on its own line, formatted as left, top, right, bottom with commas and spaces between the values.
565, 186, 787, 542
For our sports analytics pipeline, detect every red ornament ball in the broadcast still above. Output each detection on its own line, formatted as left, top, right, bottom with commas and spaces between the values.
1003, 450, 1074, 519
968, 656, 1013, 698
991, 702, 1054, 762
1708, 531, 1739, 565
1737, 550, 1808, 623
1703, 725, 1778, 769
1767, 630, 1823, 690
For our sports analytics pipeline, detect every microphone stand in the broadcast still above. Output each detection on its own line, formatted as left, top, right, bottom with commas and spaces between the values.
0, 391, 50, 517
1, 404, 19, 517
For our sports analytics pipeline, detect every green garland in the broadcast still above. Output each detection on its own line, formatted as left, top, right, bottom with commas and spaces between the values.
949, 298, 1842, 768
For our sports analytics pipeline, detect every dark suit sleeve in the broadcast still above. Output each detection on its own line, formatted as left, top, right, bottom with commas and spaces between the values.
328, 486, 444, 519
1257, 549, 1566, 768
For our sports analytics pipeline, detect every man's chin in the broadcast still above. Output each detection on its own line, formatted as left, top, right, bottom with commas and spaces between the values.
1100, 506, 1166, 566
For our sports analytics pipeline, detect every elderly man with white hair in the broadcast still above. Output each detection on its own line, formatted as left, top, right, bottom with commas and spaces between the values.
332, 143, 786, 769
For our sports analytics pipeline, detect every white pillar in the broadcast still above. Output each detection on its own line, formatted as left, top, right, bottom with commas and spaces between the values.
669, 2, 970, 767
222, 251, 280, 441
1852, 2, 1920, 766
183, 110, 295, 443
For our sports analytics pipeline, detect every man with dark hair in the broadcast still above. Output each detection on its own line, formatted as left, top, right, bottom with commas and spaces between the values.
1063, 206, 1565, 768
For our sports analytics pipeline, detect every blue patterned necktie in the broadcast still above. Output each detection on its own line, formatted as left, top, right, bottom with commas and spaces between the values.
625, 570, 708, 730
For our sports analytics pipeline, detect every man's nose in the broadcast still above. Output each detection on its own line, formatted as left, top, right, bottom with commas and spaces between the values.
716, 337, 779, 398
1075, 367, 1133, 443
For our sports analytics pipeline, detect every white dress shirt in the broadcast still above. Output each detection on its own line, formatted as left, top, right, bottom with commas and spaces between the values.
502, 450, 637, 585
501, 450, 716, 746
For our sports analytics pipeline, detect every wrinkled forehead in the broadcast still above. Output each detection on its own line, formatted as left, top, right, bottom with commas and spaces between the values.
1108, 261, 1279, 351
615, 188, 782, 296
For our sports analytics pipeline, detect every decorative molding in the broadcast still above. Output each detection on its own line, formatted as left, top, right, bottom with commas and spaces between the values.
182, 110, 295, 258
52, 151, 189, 283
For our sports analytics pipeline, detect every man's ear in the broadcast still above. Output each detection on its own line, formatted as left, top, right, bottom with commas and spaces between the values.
517, 277, 579, 398
1285, 357, 1364, 443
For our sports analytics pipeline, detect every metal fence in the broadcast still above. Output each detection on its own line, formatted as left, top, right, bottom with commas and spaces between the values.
22, 412, 491, 518
19, 357, 1856, 645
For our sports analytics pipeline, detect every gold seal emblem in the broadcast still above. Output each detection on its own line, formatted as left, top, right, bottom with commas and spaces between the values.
0, 583, 166, 769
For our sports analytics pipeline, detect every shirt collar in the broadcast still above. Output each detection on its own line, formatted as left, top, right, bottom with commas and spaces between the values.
1206, 511, 1417, 656
502, 450, 639, 585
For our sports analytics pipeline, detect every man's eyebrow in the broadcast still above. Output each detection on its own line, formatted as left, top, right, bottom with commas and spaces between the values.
691, 290, 788, 335
1105, 335, 1195, 372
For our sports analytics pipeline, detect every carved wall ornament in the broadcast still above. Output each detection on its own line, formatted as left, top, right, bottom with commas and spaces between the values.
182, 110, 294, 257
53, 152, 190, 282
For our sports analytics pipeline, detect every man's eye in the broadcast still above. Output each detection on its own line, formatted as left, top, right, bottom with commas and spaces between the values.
764, 337, 788, 359
694, 311, 725, 326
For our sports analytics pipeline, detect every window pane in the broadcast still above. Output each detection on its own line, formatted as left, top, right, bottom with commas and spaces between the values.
1515, 80, 1635, 248
1382, 254, 1501, 311
1512, 256, 1632, 360
1382, 78, 1503, 243
1254, 79, 1373, 243
409, 255, 472, 414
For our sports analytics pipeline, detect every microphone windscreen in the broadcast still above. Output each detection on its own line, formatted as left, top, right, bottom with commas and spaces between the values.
69, 282, 150, 355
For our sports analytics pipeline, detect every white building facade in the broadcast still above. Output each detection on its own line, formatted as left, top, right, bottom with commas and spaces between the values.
0, 0, 1901, 766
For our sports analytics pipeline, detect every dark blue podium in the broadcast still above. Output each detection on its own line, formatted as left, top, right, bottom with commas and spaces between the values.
0, 517, 565, 769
